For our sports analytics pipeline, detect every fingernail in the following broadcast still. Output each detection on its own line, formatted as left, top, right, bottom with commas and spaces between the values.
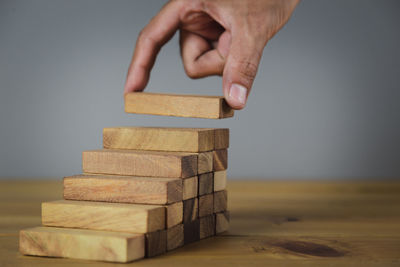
229, 83, 247, 105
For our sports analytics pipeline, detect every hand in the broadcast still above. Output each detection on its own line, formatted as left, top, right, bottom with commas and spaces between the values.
124, 0, 299, 109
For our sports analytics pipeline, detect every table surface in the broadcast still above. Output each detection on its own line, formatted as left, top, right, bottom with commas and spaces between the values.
1, 179, 399, 267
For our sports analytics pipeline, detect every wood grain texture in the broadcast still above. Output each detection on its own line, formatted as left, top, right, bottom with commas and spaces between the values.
103, 127, 215, 152
183, 198, 198, 223
125, 92, 234, 119
214, 128, 229, 150
213, 171, 227, 192
19, 227, 145, 263
145, 230, 167, 258
4, 180, 400, 266
63, 174, 182, 205
183, 176, 198, 200
166, 201, 183, 228
184, 219, 200, 245
199, 172, 214, 196
199, 194, 214, 217
197, 152, 213, 174
215, 211, 230, 234
200, 214, 216, 239
214, 190, 228, 213
213, 149, 228, 171
42, 200, 165, 234
167, 224, 184, 251
82, 149, 197, 178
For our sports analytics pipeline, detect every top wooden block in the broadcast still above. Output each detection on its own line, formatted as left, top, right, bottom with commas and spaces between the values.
103, 127, 229, 152
125, 92, 234, 119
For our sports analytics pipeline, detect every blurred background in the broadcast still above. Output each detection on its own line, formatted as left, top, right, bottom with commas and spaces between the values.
0, 0, 399, 179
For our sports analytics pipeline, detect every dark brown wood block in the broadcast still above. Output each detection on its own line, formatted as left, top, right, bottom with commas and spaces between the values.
214, 128, 229, 150
214, 190, 227, 213
199, 194, 213, 217
215, 211, 230, 234
145, 230, 167, 258
167, 224, 184, 251
200, 215, 215, 239
184, 219, 200, 244
198, 172, 213, 196
183, 198, 198, 223
213, 149, 227, 171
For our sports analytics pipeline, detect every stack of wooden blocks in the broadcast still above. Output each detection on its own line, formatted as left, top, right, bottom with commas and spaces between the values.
19, 93, 233, 263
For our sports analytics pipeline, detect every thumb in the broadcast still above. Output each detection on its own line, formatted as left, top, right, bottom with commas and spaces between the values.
222, 35, 263, 110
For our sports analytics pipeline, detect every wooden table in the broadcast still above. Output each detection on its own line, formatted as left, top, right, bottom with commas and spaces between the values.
1, 179, 399, 266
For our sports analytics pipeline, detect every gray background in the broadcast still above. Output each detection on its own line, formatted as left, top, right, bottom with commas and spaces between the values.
0, 0, 399, 179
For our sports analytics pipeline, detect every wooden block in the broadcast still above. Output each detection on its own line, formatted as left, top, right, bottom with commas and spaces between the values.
19, 227, 144, 263
215, 211, 230, 234
184, 219, 200, 244
214, 128, 229, 149
183, 198, 198, 223
197, 152, 213, 174
200, 214, 216, 239
82, 149, 197, 178
199, 194, 214, 217
183, 176, 198, 200
166, 201, 183, 228
64, 174, 182, 205
199, 172, 213, 196
167, 224, 184, 251
214, 190, 228, 213
145, 230, 167, 257
103, 127, 215, 152
213, 149, 228, 171
213, 171, 227, 192
125, 92, 234, 119
42, 200, 165, 234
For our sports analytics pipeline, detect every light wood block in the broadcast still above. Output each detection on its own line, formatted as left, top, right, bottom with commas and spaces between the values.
183, 176, 198, 200
103, 127, 215, 152
214, 190, 228, 213
214, 128, 229, 149
199, 172, 213, 196
145, 230, 167, 258
42, 200, 165, 234
82, 149, 197, 178
125, 92, 234, 119
200, 214, 216, 239
19, 227, 145, 263
215, 211, 230, 234
213, 171, 227, 192
63, 174, 182, 205
183, 198, 198, 223
199, 194, 214, 217
213, 149, 228, 171
184, 219, 200, 244
166, 201, 183, 228
197, 152, 213, 174
167, 224, 184, 251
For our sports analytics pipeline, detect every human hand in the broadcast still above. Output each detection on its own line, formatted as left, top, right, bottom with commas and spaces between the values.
124, 0, 299, 109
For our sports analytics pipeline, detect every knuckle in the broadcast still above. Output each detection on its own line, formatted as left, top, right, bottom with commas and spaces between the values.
184, 63, 201, 79
235, 60, 258, 82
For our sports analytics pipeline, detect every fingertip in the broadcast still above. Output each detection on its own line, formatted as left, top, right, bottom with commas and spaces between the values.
225, 83, 248, 110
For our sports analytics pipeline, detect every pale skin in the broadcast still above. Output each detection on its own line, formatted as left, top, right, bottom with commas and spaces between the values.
124, 0, 300, 110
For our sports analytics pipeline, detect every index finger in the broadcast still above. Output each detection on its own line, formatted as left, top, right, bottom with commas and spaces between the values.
124, 1, 183, 94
